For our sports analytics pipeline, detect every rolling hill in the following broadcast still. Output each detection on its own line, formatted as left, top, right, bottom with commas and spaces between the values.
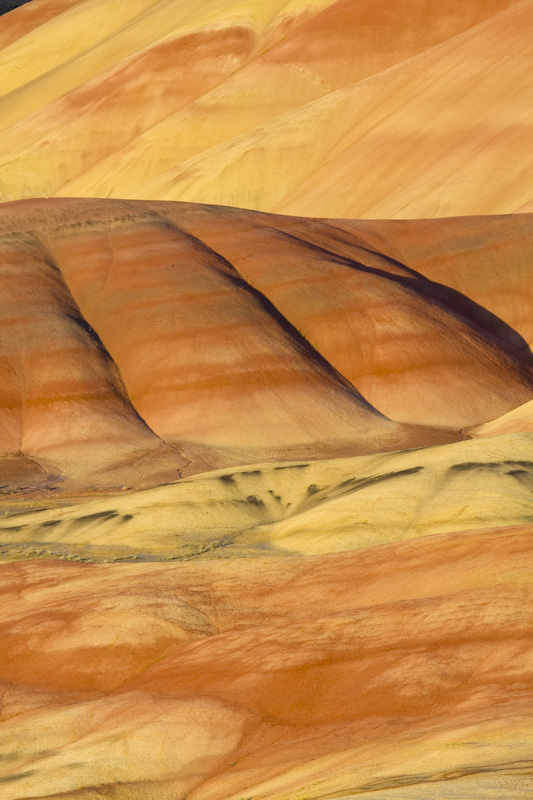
0, 200, 532, 798
0, 0, 532, 217
1, 1, 533, 798
1, 198, 533, 493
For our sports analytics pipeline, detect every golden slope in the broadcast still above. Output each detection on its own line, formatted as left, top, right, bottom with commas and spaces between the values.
516, 196, 533, 213
1, 197, 533, 494
131, 0, 533, 217
52, 0, 518, 202
0, 0, 334, 196
1, 432, 532, 562
0, 0, 527, 217
467, 399, 533, 436
1, 524, 533, 798
0, 0, 160, 100
0, 0, 84, 51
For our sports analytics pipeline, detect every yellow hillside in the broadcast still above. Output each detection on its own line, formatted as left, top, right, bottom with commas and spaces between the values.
137, 0, 533, 217
468, 399, 533, 436
1, 432, 531, 562
0, 0, 530, 218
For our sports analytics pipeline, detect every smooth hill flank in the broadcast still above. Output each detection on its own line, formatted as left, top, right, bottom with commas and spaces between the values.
0, 2, 83, 50
1, 523, 533, 799
0, 0, 529, 218
1, 197, 533, 492
133, 0, 533, 218
0, 237, 187, 493
1, 432, 532, 563
467, 399, 533, 436
0, 198, 450, 493
172, 206, 533, 429
369, 213, 533, 348
42, 203, 412, 456
54, 0, 519, 207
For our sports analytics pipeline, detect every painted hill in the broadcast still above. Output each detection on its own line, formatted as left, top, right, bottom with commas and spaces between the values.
1, 431, 532, 562
1, 3, 533, 793
0, 0, 532, 217
2, 521, 533, 798
1, 198, 533, 492
0, 196, 532, 795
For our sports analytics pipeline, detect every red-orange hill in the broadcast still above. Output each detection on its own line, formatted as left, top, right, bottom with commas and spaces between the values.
2, 524, 533, 798
1, 197, 532, 489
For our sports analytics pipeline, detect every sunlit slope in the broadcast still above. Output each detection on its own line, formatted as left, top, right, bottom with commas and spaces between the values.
0, 0, 160, 101
0, 0, 84, 50
1, 525, 533, 798
0, 0, 524, 214
0, 0, 338, 105
0, 197, 532, 491
172, 205, 533, 429
468, 400, 533, 436
516, 196, 533, 213
0, 0, 333, 195
6, 198, 491, 492
1, 432, 532, 562
0, 224, 187, 488
127, 0, 533, 218
53, 0, 517, 202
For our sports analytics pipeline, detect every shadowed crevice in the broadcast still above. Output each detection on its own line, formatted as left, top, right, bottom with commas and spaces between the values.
132, 203, 389, 415
0, 0, 32, 17
28, 231, 178, 449
261, 224, 533, 366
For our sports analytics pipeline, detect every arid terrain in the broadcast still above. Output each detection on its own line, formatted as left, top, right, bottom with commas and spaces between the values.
1, 1, 533, 799
1, 0, 533, 216
1, 197, 533, 798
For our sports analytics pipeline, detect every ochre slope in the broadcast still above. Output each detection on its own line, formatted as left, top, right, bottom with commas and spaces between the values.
41, 201, 403, 455
0, 0, 84, 51
516, 196, 533, 213
4, 197, 483, 491
0, 0, 334, 195
51, 0, 518, 203
1, 524, 533, 798
0, 0, 326, 109
0, 0, 160, 102
172, 205, 533, 428
371, 213, 533, 347
1, 432, 532, 562
1, 197, 532, 492
0, 18, 256, 198
127, 0, 533, 218
0, 0, 526, 217
467, 399, 533, 436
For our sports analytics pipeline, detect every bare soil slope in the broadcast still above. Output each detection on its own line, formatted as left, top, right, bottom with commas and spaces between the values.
0, 0, 530, 217
2, 523, 533, 798
1, 198, 533, 490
